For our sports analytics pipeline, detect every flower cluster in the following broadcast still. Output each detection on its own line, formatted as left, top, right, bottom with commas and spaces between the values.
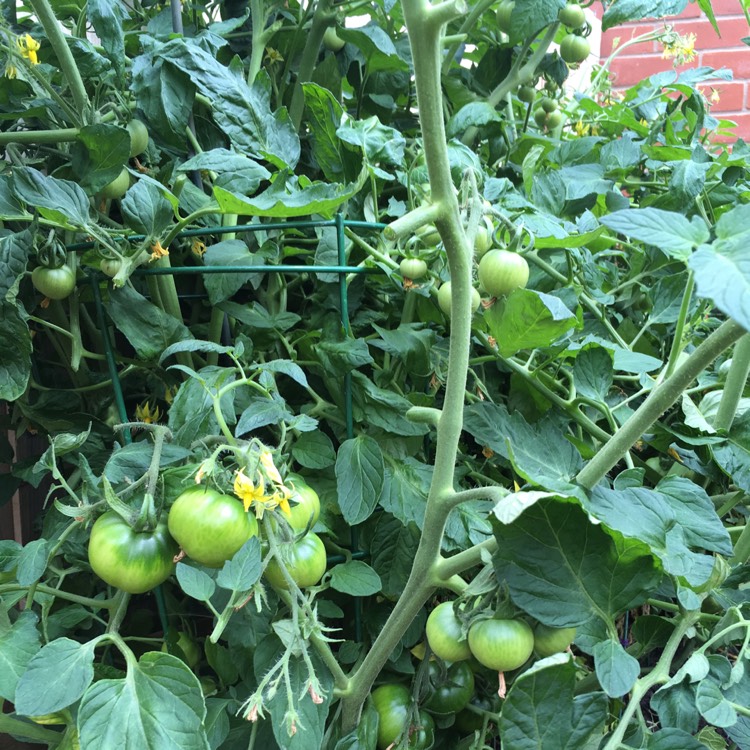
233, 450, 293, 519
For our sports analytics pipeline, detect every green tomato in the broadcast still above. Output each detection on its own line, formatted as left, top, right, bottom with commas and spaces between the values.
88, 512, 178, 594
285, 475, 321, 533
495, 0, 515, 34
161, 630, 201, 668
558, 3, 585, 28
437, 282, 481, 317
100, 168, 130, 200
32, 265, 76, 300
417, 224, 441, 246
477, 249, 529, 297
264, 532, 327, 589
541, 97, 558, 113
168, 486, 258, 568
100, 258, 122, 278
400, 258, 429, 280
126, 119, 149, 157
474, 225, 493, 256
467, 618, 534, 671
560, 34, 591, 64
425, 601, 472, 662
454, 695, 497, 734
371, 685, 435, 749
518, 85, 536, 104
322, 26, 345, 52
533, 624, 577, 658
424, 660, 475, 715
545, 110, 563, 129
533, 108, 548, 128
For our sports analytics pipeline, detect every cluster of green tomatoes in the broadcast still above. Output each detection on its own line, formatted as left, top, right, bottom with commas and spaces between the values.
371, 600, 576, 748
87, 476, 323, 595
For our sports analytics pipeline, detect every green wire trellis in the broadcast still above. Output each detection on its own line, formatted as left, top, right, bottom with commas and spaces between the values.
87, 214, 387, 643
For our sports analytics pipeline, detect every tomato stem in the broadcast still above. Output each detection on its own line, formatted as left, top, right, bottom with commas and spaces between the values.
714, 333, 750, 433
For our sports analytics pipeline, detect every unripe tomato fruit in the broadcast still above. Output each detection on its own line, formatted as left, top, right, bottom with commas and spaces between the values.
32, 265, 76, 300
168, 486, 258, 568
533, 624, 577, 657
126, 119, 149, 157
371, 685, 435, 749
264, 532, 327, 589
518, 85, 536, 104
558, 3, 585, 28
468, 618, 534, 671
285, 475, 321, 532
545, 110, 563, 129
478, 249, 529, 297
100, 168, 130, 200
425, 601, 472, 662
322, 26, 345, 51
475, 225, 493, 256
437, 282, 481, 317
100, 258, 122, 278
541, 97, 558, 113
88, 512, 178, 594
534, 108, 548, 128
424, 660, 475, 715
496, 0, 515, 33
400, 258, 428, 280
560, 34, 591, 64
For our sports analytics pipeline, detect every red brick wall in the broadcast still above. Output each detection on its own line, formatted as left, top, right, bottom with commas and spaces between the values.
597, 1, 750, 138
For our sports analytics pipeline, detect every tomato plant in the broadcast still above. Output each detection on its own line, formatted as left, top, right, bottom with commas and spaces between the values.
467, 618, 534, 672
31, 265, 76, 299
477, 249, 529, 297
88, 512, 178, 594
264, 532, 327, 589
168, 486, 258, 567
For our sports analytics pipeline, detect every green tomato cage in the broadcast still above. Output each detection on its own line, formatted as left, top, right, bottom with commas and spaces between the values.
77, 214, 388, 643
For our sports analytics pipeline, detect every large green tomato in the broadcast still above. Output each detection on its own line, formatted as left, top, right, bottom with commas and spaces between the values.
400, 258, 428, 280
371, 684, 435, 749
100, 168, 130, 200
477, 249, 529, 297
88, 512, 177, 594
264, 532, 327, 589
467, 618, 534, 671
560, 34, 591, 64
533, 624, 577, 657
425, 601, 472, 662
424, 660, 475, 715
558, 3, 585, 28
168, 486, 258, 568
32, 265, 76, 300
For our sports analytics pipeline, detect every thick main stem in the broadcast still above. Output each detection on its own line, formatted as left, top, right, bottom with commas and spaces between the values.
714, 333, 750, 432
577, 319, 746, 489
339, 0, 470, 732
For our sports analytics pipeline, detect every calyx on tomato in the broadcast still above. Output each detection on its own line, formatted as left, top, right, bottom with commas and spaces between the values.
88, 512, 178, 594
467, 617, 534, 672
168, 486, 258, 568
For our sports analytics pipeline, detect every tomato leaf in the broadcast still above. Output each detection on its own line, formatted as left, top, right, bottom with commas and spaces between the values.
329, 560, 382, 596
78, 652, 209, 750
602, 0, 687, 30
647, 728, 711, 750
335, 436, 384, 524
12, 168, 91, 229
0, 609, 40, 702
15, 638, 96, 716
370, 514, 420, 599
0, 302, 31, 401
592, 638, 640, 698
216, 537, 261, 592
500, 655, 608, 748
15, 539, 48, 586
492, 500, 661, 628
176, 562, 216, 602
292, 431, 336, 470
120, 180, 174, 237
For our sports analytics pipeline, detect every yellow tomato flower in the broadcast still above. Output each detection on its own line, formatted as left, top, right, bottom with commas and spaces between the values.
17, 34, 40, 65
149, 240, 168, 260
661, 31, 696, 65
191, 239, 206, 258
135, 401, 161, 424
234, 469, 270, 515
259, 450, 283, 486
